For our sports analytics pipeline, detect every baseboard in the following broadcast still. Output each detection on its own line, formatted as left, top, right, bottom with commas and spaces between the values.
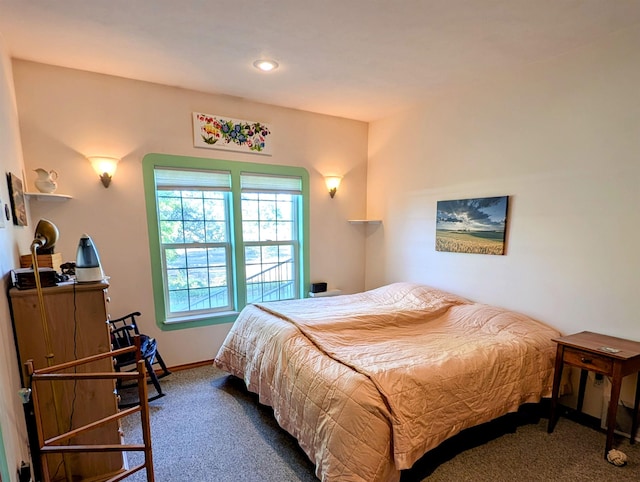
555, 405, 602, 430
600, 399, 640, 443
164, 359, 214, 373
552, 404, 640, 443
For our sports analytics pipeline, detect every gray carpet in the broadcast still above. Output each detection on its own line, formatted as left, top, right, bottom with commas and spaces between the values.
120, 365, 640, 481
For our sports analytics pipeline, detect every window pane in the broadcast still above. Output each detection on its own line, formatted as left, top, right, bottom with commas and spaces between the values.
183, 220, 205, 243
205, 221, 227, 243
208, 267, 228, 287
243, 221, 259, 242
166, 268, 187, 290
165, 248, 187, 269
207, 247, 227, 266
182, 196, 204, 220
187, 267, 208, 289
207, 286, 229, 308
276, 198, 293, 220
160, 220, 184, 244
245, 246, 260, 262
261, 245, 278, 261
277, 221, 292, 240
204, 198, 225, 220
188, 288, 210, 310
241, 198, 259, 220
259, 198, 276, 220
259, 221, 277, 241
158, 196, 183, 220
279, 245, 293, 261
168, 290, 189, 313
186, 248, 207, 268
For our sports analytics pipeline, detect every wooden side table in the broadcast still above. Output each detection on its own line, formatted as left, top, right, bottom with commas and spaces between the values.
547, 331, 640, 458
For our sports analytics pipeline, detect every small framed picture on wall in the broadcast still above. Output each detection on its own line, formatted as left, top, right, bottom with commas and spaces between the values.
7, 172, 28, 226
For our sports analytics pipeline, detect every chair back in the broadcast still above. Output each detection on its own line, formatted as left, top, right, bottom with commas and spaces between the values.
109, 312, 143, 362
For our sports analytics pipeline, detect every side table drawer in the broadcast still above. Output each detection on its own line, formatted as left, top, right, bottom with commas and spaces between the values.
564, 347, 612, 375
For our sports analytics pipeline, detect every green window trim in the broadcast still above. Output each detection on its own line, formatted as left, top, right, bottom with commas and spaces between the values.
142, 153, 310, 330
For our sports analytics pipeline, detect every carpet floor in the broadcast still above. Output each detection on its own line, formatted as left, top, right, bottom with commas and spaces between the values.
120, 365, 640, 481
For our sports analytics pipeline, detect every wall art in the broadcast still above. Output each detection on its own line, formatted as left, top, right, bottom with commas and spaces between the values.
193, 112, 272, 155
7, 172, 28, 226
436, 196, 508, 255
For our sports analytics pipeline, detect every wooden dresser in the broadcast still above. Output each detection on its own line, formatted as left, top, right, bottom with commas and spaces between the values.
9, 281, 125, 481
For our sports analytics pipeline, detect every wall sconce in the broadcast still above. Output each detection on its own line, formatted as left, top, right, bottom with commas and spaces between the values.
325, 176, 342, 198
88, 156, 119, 188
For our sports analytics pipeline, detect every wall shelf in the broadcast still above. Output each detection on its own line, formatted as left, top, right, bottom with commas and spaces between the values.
25, 192, 72, 202
348, 219, 382, 225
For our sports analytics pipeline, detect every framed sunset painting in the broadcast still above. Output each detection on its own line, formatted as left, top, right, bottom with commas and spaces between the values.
436, 196, 509, 255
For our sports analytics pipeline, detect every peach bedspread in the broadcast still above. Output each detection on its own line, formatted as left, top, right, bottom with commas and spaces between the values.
214, 283, 560, 482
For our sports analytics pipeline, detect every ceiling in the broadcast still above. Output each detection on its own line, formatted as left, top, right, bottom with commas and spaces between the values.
0, 1, 639, 122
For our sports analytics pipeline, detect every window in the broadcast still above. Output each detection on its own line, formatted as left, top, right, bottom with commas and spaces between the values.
155, 168, 233, 316
143, 154, 309, 329
241, 172, 303, 304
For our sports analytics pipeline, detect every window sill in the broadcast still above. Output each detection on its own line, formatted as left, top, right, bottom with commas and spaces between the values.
162, 310, 240, 329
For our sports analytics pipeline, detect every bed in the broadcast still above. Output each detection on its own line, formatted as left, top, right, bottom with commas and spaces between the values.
214, 282, 561, 482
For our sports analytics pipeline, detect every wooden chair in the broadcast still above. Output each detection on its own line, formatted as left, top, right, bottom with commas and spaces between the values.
108, 312, 170, 407
26, 338, 155, 481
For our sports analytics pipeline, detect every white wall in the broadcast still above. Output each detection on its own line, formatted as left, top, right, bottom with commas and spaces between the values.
12, 61, 369, 368
366, 26, 640, 415
0, 34, 33, 482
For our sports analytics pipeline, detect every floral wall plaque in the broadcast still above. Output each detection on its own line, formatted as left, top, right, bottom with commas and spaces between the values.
193, 112, 272, 155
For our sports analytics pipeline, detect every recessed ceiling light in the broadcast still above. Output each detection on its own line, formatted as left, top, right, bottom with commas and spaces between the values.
253, 59, 279, 72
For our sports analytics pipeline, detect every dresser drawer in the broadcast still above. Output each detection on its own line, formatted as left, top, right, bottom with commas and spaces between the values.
564, 347, 613, 375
